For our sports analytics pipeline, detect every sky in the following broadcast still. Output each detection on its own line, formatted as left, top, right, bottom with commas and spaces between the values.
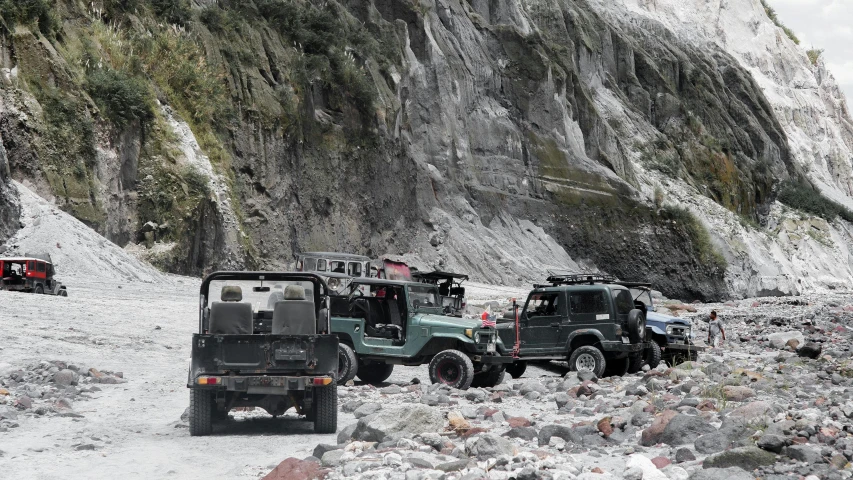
770, 0, 853, 103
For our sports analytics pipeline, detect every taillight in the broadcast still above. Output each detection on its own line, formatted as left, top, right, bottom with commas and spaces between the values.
197, 376, 219, 385
313, 377, 332, 386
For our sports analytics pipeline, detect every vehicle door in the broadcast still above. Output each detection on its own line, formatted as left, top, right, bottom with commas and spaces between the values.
631, 288, 654, 314
519, 291, 564, 353
566, 290, 614, 340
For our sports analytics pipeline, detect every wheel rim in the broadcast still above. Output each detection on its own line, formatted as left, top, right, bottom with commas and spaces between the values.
576, 353, 596, 372
436, 359, 460, 384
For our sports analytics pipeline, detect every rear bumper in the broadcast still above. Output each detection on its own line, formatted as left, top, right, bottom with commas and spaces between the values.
188, 375, 334, 394
600, 340, 645, 353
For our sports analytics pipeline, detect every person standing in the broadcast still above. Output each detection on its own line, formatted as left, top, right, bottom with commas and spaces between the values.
708, 310, 726, 347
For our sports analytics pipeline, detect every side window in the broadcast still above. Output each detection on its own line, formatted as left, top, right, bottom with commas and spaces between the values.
304, 258, 317, 271
569, 292, 608, 315
612, 290, 633, 315
316, 259, 327, 272
330, 261, 345, 273
36, 262, 45, 272
28, 261, 35, 271
526, 293, 560, 317
348, 262, 363, 277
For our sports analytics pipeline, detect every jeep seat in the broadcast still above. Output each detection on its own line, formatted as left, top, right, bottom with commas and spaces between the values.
209, 286, 253, 334
272, 285, 316, 335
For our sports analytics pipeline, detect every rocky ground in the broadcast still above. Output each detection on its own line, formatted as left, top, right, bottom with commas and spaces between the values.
3, 278, 853, 480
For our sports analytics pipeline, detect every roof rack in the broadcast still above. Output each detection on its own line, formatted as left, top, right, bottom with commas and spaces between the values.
540, 273, 619, 287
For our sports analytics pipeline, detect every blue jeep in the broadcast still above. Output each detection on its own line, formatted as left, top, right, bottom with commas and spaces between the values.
628, 285, 705, 368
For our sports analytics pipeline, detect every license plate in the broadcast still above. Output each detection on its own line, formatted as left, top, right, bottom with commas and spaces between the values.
621, 337, 630, 344
274, 349, 306, 361
487, 343, 496, 353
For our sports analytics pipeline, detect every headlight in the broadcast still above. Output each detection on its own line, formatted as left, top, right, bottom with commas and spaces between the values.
465, 328, 473, 338
666, 325, 674, 335
474, 332, 481, 343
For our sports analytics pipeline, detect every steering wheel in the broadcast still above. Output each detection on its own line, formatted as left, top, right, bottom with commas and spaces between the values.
412, 299, 421, 309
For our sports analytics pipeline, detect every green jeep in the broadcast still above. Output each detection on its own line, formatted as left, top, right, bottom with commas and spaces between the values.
497, 274, 649, 379
330, 278, 513, 390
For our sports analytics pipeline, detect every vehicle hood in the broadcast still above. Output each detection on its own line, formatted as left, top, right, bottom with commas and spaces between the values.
646, 311, 691, 326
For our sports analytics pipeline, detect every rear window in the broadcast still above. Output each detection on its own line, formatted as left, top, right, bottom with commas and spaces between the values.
612, 289, 633, 315
329, 261, 345, 273
569, 292, 608, 314
36, 262, 45, 272
316, 259, 327, 272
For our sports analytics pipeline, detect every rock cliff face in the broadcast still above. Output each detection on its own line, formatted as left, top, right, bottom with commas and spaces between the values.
0, 0, 851, 299
0, 129, 19, 242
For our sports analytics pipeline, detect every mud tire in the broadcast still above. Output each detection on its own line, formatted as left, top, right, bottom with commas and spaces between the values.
313, 382, 338, 434
428, 349, 475, 390
189, 389, 213, 436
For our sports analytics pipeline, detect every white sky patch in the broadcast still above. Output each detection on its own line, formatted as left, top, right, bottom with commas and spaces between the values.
770, 0, 853, 101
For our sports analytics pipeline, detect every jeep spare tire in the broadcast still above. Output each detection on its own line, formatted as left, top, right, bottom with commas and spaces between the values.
627, 309, 646, 344
429, 349, 475, 390
336, 344, 358, 384
356, 361, 394, 384
568, 346, 606, 378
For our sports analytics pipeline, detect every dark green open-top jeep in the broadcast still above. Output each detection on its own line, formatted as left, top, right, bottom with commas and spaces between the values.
497, 274, 649, 379
187, 272, 338, 436
330, 278, 513, 390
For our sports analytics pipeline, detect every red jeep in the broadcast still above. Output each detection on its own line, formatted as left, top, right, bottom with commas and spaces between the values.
0, 257, 67, 296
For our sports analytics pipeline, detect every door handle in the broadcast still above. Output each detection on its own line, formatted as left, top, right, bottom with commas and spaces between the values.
550, 322, 560, 328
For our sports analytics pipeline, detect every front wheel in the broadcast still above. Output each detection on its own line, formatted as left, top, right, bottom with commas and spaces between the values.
356, 362, 394, 384
568, 346, 606, 378
429, 349, 475, 390
646, 341, 662, 369
189, 389, 213, 436
34, 285, 44, 294
313, 383, 338, 434
336, 344, 358, 384
505, 361, 527, 379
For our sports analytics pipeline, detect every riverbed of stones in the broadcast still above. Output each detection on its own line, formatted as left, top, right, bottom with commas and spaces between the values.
263, 294, 853, 480
0, 360, 126, 434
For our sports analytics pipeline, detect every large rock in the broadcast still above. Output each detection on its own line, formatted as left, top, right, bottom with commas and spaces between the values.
538, 424, 582, 446
352, 405, 444, 442
721, 386, 755, 402
784, 445, 824, 464
640, 410, 679, 446
353, 403, 382, 419
658, 414, 716, 446
768, 331, 805, 349
694, 418, 750, 454
465, 433, 517, 460
797, 342, 823, 359
53, 369, 78, 386
702, 446, 776, 470
689, 467, 755, 480
263, 458, 327, 480
757, 434, 786, 454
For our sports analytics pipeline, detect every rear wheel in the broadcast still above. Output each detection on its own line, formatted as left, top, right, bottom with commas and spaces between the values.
313, 383, 337, 434
603, 356, 629, 377
627, 352, 644, 374
505, 361, 527, 379
59, 289, 67, 297
34, 285, 44, 294
356, 362, 394, 384
189, 389, 213, 436
471, 367, 505, 388
569, 346, 606, 378
429, 349, 475, 390
646, 341, 662, 369
336, 344, 358, 384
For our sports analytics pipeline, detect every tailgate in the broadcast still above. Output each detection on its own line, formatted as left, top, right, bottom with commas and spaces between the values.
190, 334, 338, 377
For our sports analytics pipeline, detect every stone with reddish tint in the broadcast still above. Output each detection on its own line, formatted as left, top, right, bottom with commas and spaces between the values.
263, 458, 327, 480
507, 417, 531, 428
640, 410, 678, 446
651, 456, 671, 469
597, 417, 613, 438
696, 400, 717, 412
461, 427, 489, 439
483, 408, 500, 418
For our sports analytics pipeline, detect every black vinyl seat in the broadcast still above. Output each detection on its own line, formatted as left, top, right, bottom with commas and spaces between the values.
209, 286, 253, 334
272, 285, 316, 335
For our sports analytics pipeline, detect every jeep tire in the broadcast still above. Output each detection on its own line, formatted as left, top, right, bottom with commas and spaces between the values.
313, 382, 337, 434
627, 352, 644, 374
627, 310, 646, 344
189, 389, 214, 436
603, 356, 629, 377
645, 341, 662, 369
569, 346, 606, 378
471, 367, 505, 388
429, 349, 475, 390
356, 361, 394, 384
505, 361, 527, 379
337, 344, 358, 384
34, 285, 43, 294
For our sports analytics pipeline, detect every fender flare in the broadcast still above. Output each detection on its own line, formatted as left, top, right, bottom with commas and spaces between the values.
566, 329, 606, 348
646, 324, 666, 336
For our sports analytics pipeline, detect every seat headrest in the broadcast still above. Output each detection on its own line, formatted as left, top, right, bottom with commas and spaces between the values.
221, 286, 243, 302
284, 285, 306, 300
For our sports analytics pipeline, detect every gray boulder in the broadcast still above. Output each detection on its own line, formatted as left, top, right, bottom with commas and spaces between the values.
538, 424, 581, 446
690, 467, 755, 480
352, 404, 444, 442
702, 446, 776, 470
757, 434, 786, 454
465, 433, 516, 460
353, 402, 382, 419
659, 414, 716, 446
784, 445, 824, 464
